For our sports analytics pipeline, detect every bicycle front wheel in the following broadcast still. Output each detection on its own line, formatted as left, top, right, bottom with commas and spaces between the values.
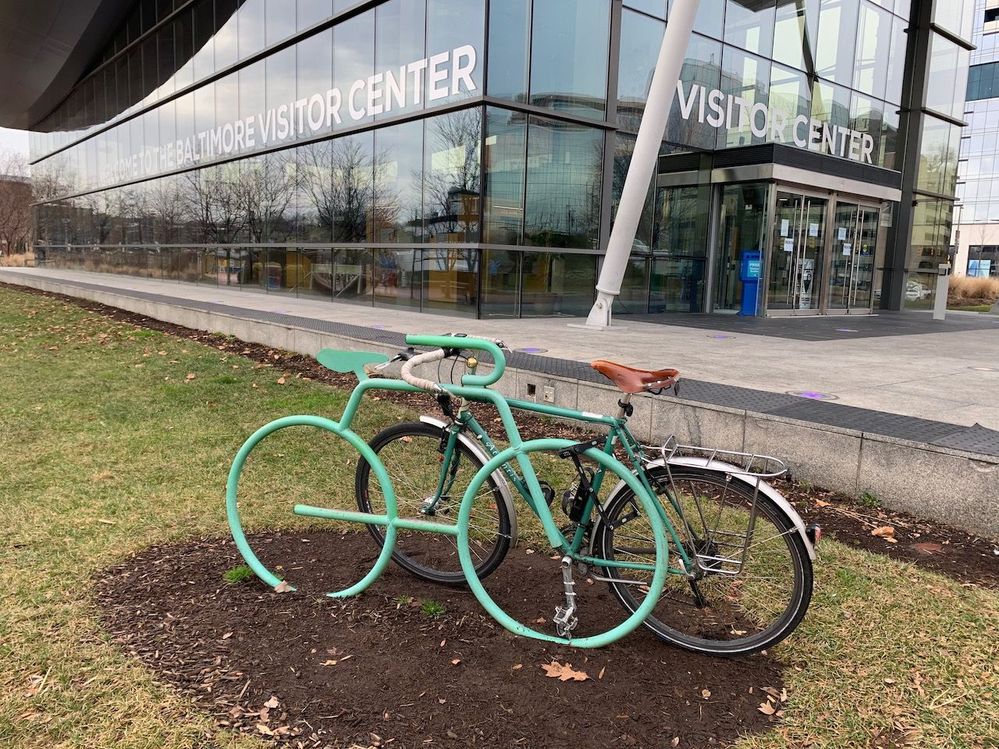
597, 467, 812, 656
355, 421, 512, 585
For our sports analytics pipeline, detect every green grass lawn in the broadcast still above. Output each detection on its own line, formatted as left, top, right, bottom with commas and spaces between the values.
1, 286, 997, 748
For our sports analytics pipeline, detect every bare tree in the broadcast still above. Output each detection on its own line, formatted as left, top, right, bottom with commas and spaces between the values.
423, 109, 481, 241
299, 138, 374, 242
243, 153, 298, 243
0, 151, 33, 255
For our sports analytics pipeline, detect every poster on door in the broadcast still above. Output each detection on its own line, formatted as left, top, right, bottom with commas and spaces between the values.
798, 258, 815, 309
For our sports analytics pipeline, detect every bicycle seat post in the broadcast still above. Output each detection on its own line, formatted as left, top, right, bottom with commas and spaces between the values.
615, 393, 634, 421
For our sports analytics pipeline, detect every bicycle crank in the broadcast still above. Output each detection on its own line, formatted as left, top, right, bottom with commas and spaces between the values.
553, 555, 578, 638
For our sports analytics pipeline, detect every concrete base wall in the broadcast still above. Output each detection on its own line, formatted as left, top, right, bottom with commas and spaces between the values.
7, 272, 998, 538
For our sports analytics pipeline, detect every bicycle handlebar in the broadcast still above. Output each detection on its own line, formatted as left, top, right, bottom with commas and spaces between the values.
400, 348, 448, 393
403, 334, 507, 388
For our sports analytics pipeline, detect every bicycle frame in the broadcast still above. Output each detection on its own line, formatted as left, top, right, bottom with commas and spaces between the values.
431, 400, 695, 577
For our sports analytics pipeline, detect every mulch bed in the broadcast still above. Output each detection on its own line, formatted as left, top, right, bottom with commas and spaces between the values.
95, 532, 786, 748
9, 281, 999, 746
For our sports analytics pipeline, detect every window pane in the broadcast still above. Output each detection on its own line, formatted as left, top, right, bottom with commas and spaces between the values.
690, 0, 725, 40
192, 0, 215, 82
626, 0, 664, 18
815, 0, 859, 85
926, 34, 969, 121
854, 2, 891, 98
932, 0, 972, 43
529, 0, 610, 121
423, 109, 481, 242
330, 132, 373, 241
717, 46, 770, 148
215, 0, 240, 70
618, 9, 664, 132
488, 0, 529, 101
239, 60, 266, 149
483, 107, 526, 245
297, 29, 333, 139
849, 92, 883, 166
373, 119, 424, 242
880, 105, 899, 169
375, 0, 426, 120
769, 63, 811, 145
266, 0, 296, 46
298, 0, 332, 30
667, 33, 722, 150
810, 79, 851, 156
238, 0, 266, 61
611, 134, 655, 251
520, 252, 596, 316
298, 141, 334, 242
481, 250, 520, 317
334, 11, 375, 126
884, 15, 907, 105
772, 0, 819, 71
266, 47, 297, 145
917, 115, 960, 195
427, 0, 484, 105
524, 115, 603, 249
724, 0, 775, 58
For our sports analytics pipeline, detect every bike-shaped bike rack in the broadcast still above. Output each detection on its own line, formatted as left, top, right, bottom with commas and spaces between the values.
227, 334, 817, 652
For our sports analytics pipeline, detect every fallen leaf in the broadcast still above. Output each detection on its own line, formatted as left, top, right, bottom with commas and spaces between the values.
871, 525, 895, 539
263, 696, 280, 709
256, 723, 274, 736
911, 542, 943, 555
221, 632, 233, 640
401, 435, 412, 443
701, 689, 711, 699
598, 666, 605, 680
185, 372, 196, 381
758, 701, 777, 715
277, 376, 286, 385
273, 581, 293, 593
512, 664, 523, 671
541, 661, 589, 682
814, 499, 831, 507
672, 738, 680, 747
321, 660, 338, 666
450, 659, 461, 665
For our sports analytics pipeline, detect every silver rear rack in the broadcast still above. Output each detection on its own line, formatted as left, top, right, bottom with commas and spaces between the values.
644, 435, 788, 480
641, 436, 790, 575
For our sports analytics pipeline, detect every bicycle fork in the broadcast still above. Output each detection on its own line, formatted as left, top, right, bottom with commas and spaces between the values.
553, 555, 578, 638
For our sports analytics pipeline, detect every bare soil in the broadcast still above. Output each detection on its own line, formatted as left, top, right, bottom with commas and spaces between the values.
95, 532, 786, 748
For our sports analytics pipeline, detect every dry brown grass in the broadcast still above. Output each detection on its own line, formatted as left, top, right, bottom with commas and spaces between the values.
0, 250, 35, 267
948, 275, 999, 305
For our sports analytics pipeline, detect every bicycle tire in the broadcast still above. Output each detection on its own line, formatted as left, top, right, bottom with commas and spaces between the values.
455, 439, 671, 648
355, 421, 512, 585
596, 467, 813, 656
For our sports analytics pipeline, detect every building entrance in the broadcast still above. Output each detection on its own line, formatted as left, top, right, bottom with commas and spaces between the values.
768, 192, 827, 313
827, 202, 880, 313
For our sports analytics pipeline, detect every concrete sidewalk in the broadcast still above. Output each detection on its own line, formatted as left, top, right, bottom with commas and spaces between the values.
3, 266, 998, 536
5, 266, 999, 429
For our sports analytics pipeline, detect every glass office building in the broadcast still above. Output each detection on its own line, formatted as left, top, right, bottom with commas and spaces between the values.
20, 0, 973, 317
953, 0, 999, 278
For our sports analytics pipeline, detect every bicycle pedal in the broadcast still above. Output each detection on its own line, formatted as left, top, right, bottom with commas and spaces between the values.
539, 481, 555, 507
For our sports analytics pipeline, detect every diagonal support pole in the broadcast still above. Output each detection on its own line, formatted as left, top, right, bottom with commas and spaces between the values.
585, 0, 701, 328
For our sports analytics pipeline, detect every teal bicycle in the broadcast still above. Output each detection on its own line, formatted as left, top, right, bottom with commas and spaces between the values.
227, 334, 817, 654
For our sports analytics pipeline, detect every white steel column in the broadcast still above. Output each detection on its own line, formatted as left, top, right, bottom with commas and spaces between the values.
585, 0, 700, 328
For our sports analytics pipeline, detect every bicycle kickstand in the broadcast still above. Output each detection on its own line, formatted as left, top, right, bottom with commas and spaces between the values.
553, 555, 579, 638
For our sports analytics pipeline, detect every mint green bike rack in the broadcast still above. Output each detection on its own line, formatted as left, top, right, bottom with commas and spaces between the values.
225, 334, 669, 648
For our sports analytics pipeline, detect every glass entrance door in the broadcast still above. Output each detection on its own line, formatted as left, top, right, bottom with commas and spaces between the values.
768, 192, 827, 312
828, 203, 879, 312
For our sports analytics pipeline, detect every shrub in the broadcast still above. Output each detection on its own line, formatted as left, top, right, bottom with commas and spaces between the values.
948, 275, 999, 306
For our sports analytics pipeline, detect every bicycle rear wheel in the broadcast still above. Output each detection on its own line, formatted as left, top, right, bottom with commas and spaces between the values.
355, 421, 512, 585
596, 467, 812, 655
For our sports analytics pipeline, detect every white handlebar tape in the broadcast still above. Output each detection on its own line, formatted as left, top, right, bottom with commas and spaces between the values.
400, 349, 447, 394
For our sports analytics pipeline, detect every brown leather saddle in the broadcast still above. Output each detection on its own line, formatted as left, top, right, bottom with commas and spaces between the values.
591, 360, 680, 394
